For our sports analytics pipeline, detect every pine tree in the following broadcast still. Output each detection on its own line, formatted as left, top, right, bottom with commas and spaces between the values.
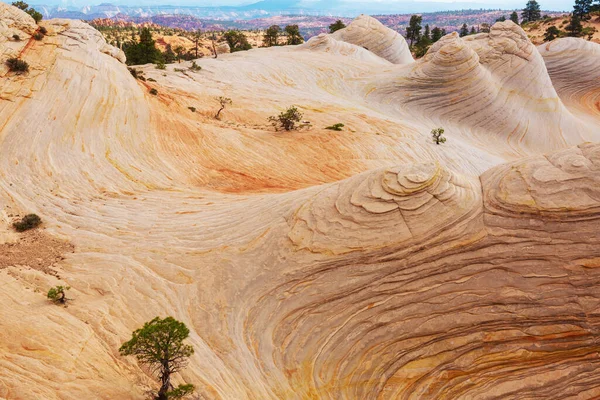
431, 26, 443, 42
470, 26, 477, 34
405, 15, 423, 46
459, 23, 469, 37
163, 44, 176, 63
573, 0, 593, 20
496, 15, 507, 22
522, 0, 542, 23
566, 14, 584, 36
510, 11, 520, 23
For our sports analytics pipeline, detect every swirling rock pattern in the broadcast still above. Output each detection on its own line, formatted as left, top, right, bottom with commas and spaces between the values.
330, 14, 414, 64
1, 6, 600, 399
538, 38, 600, 124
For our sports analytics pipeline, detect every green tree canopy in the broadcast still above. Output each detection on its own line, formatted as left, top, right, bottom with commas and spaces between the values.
119, 317, 194, 400
263, 25, 282, 47
431, 26, 444, 42
566, 14, 584, 36
405, 15, 423, 46
224, 30, 252, 52
510, 11, 520, 23
284, 25, 304, 45
459, 23, 469, 37
522, 0, 542, 22
543, 25, 561, 41
573, 0, 593, 20
329, 19, 346, 33
11, 1, 42, 23
124, 27, 163, 65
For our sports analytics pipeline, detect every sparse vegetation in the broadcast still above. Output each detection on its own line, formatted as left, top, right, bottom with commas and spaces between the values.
325, 123, 345, 131
543, 25, 562, 41
263, 25, 282, 47
156, 61, 166, 70
33, 32, 44, 41
6, 57, 29, 73
12, 34, 20, 41
147, 78, 157, 82
12, 1, 43, 24
149, 88, 158, 95
284, 25, 304, 45
224, 30, 252, 52
124, 27, 163, 66
431, 127, 447, 145
119, 317, 195, 400
329, 20, 346, 33
269, 106, 304, 131
39, 26, 47, 35
215, 97, 232, 119
188, 107, 196, 112
47, 285, 70, 304
189, 61, 202, 71
12, 213, 40, 231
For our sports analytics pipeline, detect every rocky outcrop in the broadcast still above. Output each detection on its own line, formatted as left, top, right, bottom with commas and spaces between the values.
1, 6, 600, 400
538, 37, 600, 124
330, 14, 414, 64
368, 22, 600, 156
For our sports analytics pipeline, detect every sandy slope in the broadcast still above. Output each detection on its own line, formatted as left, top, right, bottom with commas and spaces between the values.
1, 3, 600, 399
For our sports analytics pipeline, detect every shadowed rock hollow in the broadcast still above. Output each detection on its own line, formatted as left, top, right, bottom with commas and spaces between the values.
1, 5, 600, 399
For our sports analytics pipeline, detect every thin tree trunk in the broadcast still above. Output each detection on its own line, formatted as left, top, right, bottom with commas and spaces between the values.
215, 105, 225, 119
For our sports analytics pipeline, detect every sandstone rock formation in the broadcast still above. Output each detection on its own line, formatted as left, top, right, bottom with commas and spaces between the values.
330, 14, 414, 64
1, 6, 600, 399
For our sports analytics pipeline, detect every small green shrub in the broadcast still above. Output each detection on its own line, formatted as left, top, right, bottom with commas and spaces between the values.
325, 123, 345, 131
431, 127, 446, 145
155, 61, 166, 70
6, 57, 29, 73
12, 34, 20, 41
33, 32, 44, 40
12, 213, 41, 231
188, 106, 196, 112
147, 77, 157, 82
149, 88, 158, 95
189, 61, 202, 71
47, 285, 70, 304
269, 106, 303, 131
39, 26, 47, 35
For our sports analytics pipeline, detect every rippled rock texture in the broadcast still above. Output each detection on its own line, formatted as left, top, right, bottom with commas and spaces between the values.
1, 5, 600, 399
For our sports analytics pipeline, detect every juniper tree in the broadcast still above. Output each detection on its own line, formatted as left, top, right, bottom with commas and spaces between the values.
544, 25, 561, 40
284, 25, 304, 45
431, 127, 446, 145
224, 30, 252, 52
119, 317, 195, 400
459, 23, 469, 37
510, 11, 520, 23
263, 25, 282, 47
215, 97, 232, 119
329, 20, 346, 33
